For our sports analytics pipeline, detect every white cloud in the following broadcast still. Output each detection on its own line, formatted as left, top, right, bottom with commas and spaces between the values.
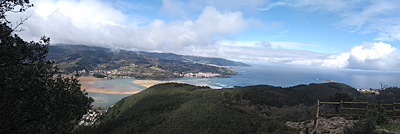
319, 53, 350, 68
295, 42, 400, 71
219, 40, 317, 49
350, 42, 396, 61
258, 2, 286, 11
238, 41, 400, 71
7, 0, 252, 54
160, 0, 267, 19
346, 42, 400, 70
6, 0, 400, 71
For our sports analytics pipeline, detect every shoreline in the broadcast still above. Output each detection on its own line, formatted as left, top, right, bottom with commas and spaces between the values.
132, 80, 179, 88
56, 74, 140, 94
55, 74, 182, 94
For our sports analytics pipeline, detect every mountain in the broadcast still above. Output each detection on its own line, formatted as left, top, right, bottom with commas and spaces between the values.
75, 82, 365, 134
47, 45, 238, 79
139, 51, 251, 67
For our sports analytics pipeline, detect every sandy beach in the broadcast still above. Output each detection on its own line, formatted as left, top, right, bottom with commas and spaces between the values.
54, 74, 181, 94
55, 74, 140, 94
132, 80, 178, 88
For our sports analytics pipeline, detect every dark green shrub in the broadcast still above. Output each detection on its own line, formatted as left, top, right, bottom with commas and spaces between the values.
368, 107, 388, 125
344, 118, 376, 134
93, 73, 107, 78
257, 121, 288, 134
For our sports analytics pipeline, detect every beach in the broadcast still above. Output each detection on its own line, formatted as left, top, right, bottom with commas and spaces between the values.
55, 74, 179, 94
132, 80, 179, 88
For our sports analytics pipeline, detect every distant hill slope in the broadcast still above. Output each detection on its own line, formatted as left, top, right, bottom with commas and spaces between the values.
140, 51, 251, 67
47, 45, 237, 78
76, 82, 363, 134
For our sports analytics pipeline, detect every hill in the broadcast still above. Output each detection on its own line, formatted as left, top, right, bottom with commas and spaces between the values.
47, 45, 239, 79
76, 82, 366, 133
139, 51, 251, 67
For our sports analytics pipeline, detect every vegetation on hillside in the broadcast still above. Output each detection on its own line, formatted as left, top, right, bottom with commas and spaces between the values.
0, 1, 93, 133
47, 45, 238, 79
139, 51, 251, 67
75, 82, 386, 133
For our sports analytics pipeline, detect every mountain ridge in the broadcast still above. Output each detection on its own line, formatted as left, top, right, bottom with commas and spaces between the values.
47, 45, 242, 79
49, 44, 250, 67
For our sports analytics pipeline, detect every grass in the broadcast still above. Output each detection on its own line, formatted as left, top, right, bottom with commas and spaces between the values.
380, 123, 400, 131
69, 58, 81, 65
150, 66, 160, 70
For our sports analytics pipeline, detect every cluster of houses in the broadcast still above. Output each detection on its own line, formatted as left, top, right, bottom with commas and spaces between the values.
182, 72, 221, 78
91, 69, 134, 75
79, 110, 106, 126
74, 68, 223, 78
356, 88, 381, 95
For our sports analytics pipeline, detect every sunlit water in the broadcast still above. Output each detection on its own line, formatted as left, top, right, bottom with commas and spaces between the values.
88, 64, 400, 108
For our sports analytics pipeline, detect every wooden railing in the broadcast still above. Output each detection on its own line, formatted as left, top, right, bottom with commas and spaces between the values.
307, 100, 400, 134
318, 100, 400, 119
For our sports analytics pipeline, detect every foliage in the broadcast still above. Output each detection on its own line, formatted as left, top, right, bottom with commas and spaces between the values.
0, 2, 93, 133
139, 51, 251, 67
76, 82, 364, 133
329, 92, 354, 112
47, 45, 237, 79
368, 107, 388, 125
379, 123, 400, 131
344, 107, 389, 134
344, 118, 376, 134
328, 92, 354, 102
93, 73, 107, 78
377, 87, 400, 103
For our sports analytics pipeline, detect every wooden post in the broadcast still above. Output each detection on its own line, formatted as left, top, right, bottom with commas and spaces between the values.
336, 100, 343, 120
366, 101, 368, 112
312, 99, 320, 134
393, 101, 396, 119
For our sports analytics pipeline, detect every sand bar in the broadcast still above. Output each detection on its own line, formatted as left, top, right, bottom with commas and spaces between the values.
132, 80, 178, 88
80, 82, 141, 94
54, 74, 140, 94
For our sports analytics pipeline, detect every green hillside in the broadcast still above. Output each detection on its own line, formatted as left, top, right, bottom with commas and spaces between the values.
76, 82, 367, 134
140, 51, 251, 67
47, 45, 237, 78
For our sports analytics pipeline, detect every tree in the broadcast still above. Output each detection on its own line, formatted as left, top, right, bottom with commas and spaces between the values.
328, 92, 354, 113
0, 1, 93, 133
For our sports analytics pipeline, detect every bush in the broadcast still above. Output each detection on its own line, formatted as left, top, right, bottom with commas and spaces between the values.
344, 107, 388, 134
368, 107, 388, 125
93, 73, 107, 78
344, 118, 376, 134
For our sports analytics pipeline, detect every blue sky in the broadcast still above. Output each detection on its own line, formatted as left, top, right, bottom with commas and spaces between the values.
7, 0, 400, 71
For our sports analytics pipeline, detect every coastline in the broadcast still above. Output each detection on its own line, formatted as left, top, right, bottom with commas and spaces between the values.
55, 74, 181, 94
132, 80, 179, 88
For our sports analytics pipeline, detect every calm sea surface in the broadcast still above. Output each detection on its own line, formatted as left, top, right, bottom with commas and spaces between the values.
88, 63, 400, 108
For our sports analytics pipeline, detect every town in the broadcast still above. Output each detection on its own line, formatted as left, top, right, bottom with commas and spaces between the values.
73, 68, 225, 78
356, 88, 381, 94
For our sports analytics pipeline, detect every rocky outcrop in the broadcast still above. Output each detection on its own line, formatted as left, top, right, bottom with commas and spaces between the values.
286, 117, 357, 134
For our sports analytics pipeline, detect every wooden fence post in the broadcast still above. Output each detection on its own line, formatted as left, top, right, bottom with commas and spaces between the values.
311, 99, 320, 134
366, 101, 368, 112
336, 100, 343, 120
393, 101, 396, 119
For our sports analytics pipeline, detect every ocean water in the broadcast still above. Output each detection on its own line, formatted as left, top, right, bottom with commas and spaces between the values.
87, 63, 400, 108
180, 64, 400, 89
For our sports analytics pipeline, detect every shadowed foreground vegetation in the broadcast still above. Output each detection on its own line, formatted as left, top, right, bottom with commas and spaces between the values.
74, 82, 400, 134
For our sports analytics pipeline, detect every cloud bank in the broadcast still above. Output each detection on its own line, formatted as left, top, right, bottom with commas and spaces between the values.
287, 42, 400, 71
5, 0, 400, 71
8, 0, 250, 52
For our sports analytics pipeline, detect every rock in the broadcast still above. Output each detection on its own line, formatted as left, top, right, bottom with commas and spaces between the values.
286, 117, 358, 134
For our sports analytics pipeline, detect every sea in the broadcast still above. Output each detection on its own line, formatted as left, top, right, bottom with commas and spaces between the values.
88, 63, 400, 108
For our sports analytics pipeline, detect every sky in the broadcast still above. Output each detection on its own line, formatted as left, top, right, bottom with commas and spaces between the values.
6, 0, 400, 71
